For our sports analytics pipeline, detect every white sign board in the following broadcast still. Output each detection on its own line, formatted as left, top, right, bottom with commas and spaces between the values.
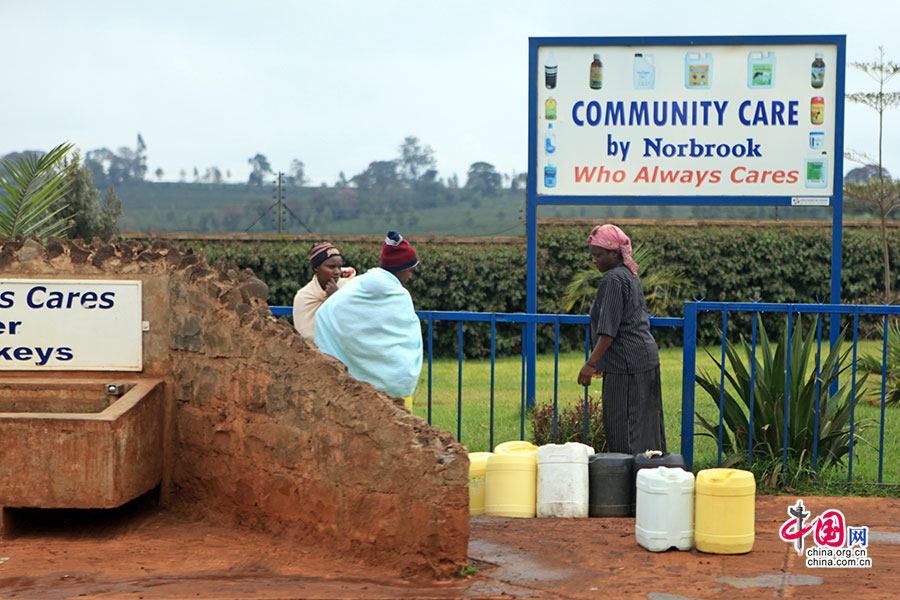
0, 279, 142, 371
537, 42, 837, 197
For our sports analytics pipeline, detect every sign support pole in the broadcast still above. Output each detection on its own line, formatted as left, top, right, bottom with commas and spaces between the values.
525, 40, 539, 410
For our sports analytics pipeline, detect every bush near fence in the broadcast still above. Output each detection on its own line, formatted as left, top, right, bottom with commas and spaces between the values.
165, 222, 900, 357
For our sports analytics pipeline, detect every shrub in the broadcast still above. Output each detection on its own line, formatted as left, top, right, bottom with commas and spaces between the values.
859, 317, 900, 407
170, 222, 900, 355
695, 314, 874, 477
530, 394, 607, 452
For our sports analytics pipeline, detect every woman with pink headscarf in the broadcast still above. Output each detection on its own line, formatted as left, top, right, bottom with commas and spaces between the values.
577, 224, 666, 454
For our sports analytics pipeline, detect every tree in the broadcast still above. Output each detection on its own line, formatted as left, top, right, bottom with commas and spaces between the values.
84, 148, 110, 185
119, 133, 148, 181
0, 142, 73, 239
510, 171, 528, 190
465, 161, 501, 195
846, 164, 889, 184
99, 187, 122, 239
248, 153, 272, 186
412, 168, 447, 207
351, 160, 400, 192
200, 166, 222, 184
154, 167, 164, 181
84, 134, 148, 187
56, 151, 121, 241
287, 159, 308, 186
398, 136, 435, 184
845, 46, 900, 300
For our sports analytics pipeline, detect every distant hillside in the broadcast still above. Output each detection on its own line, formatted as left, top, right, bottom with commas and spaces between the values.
113, 181, 866, 237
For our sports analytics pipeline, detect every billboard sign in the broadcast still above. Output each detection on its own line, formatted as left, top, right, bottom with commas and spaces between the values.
523, 36, 847, 405
533, 38, 841, 199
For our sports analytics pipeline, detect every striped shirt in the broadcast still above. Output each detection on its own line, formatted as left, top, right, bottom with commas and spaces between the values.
589, 263, 660, 374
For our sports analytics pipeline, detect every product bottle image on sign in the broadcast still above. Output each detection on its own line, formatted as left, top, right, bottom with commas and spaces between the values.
811, 52, 825, 88
633, 53, 655, 89
544, 159, 557, 188
685, 52, 712, 89
810, 96, 824, 125
809, 131, 824, 150
545, 51, 558, 89
544, 123, 557, 155
805, 153, 828, 188
590, 53, 603, 89
747, 51, 775, 88
545, 97, 557, 120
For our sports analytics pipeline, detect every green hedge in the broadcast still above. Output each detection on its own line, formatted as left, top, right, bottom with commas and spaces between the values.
175, 223, 900, 357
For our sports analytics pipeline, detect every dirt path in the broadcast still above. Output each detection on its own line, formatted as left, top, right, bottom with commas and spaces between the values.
0, 495, 897, 599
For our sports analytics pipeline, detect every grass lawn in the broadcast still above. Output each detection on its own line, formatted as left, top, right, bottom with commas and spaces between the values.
410, 341, 900, 487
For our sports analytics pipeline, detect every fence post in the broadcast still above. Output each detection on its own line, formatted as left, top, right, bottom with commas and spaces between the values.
526, 197, 538, 410
681, 302, 698, 471
427, 314, 433, 425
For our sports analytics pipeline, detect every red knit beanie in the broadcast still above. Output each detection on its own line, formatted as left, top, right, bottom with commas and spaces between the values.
380, 231, 418, 273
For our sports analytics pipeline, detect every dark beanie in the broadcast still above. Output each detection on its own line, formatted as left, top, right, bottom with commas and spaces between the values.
309, 242, 341, 269
380, 231, 418, 273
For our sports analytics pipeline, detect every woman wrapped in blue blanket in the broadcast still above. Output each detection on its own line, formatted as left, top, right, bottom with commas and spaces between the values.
315, 231, 421, 410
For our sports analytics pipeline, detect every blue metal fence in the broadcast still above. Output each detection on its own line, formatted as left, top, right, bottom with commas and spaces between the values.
271, 304, 682, 449
414, 312, 683, 449
681, 302, 900, 484
272, 302, 897, 484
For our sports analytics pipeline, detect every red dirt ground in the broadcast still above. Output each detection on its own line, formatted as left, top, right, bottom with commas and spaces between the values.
0, 494, 897, 599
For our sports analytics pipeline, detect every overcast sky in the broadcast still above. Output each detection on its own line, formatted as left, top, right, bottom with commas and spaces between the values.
2, 0, 899, 185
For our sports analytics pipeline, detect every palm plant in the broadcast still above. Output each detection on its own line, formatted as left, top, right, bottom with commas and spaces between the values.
859, 318, 900, 406
0, 142, 74, 239
563, 244, 690, 316
695, 315, 872, 474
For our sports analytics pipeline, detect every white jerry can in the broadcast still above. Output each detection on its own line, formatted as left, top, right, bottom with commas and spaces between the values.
536, 442, 595, 518
635, 466, 695, 551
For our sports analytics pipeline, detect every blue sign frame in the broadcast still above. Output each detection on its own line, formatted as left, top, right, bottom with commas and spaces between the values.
525, 34, 846, 405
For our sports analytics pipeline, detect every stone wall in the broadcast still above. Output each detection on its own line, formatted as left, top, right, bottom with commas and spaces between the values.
0, 237, 469, 577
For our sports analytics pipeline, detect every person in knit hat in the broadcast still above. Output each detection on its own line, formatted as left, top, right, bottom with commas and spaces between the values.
379, 230, 419, 283
314, 231, 422, 409
292, 242, 355, 341
577, 224, 666, 455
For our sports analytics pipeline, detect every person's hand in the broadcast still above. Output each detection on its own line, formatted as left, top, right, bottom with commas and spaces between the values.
324, 279, 339, 297
578, 363, 602, 386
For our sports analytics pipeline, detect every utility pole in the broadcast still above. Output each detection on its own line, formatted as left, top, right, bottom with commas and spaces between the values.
275, 172, 284, 234
244, 171, 313, 234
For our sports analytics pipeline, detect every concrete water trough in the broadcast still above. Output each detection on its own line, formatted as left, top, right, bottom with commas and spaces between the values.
0, 377, 166, 536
